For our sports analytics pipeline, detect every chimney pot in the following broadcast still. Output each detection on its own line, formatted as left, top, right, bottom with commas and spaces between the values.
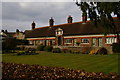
49, 17, 54, 26
31, 21, 36, 30
67, 15, 73, 23
82, 15, 87, 23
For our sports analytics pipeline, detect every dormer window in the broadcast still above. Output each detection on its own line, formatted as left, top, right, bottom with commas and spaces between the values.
55, 28, 63, 36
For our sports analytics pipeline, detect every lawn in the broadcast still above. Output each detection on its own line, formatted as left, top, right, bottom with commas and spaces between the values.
2, 52, 119, 74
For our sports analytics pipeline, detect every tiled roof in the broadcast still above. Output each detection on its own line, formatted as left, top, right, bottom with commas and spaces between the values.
25, 18, 120, 38
5, 32, 16, 37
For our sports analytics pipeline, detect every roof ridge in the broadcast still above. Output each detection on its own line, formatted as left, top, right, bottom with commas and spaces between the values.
34, 20, 91, 30
34, 17, 118, 30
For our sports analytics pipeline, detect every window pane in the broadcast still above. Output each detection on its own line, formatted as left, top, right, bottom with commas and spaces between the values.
82, 38, 89, 43
65, 39, 72, 43
98, 38, 102, 47
106, 37, 117, 44
92, 38, 96, 46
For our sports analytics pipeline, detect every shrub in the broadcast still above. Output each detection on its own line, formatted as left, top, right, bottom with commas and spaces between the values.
76, 42, 80, 46
44, 46, 53, 52
112, 43, 120, 53
68, 50, 72, 53
14, 47, 21, 50
89, 49, 98, 55
18, 39, 29, 45
61, 48, 68, 53
20, 45, 25, 50
81, 46, 91, 54
37, 45, 45, 51
2, 37, 18, 50
97, 47, 108, 55
29, 48, 36, 53
17, 51, 25, 55
17, 49, 38, 55
26, 48, 36, 55
52, 48, 61, 53
10, 50, 16, 53
71, 50, 80, 54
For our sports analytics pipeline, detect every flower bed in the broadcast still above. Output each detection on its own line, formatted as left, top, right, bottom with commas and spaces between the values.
2, 62, 120, 80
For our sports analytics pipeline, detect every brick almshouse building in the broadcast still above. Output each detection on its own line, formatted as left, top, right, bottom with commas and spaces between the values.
25, 16, 120, 52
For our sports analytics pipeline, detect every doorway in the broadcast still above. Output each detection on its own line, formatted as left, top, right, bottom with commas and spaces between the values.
58, 36, 62, 46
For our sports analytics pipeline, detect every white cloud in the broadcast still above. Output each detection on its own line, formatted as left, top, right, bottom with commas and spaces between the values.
2, 0, 75, 2
19, 3, 29, 8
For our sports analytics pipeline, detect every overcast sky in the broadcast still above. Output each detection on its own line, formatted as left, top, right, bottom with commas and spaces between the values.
1, 1, 83, 32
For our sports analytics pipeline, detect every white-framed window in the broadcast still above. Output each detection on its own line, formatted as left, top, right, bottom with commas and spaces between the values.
35, 40, 39, 45
51, 40, 55, 44
74, 39, 77, 46
46, 40, 49, 46
39, 40, 43, 45
81, 38, 89, 43
65, 39, 72, 44
29, 40, 33, 44
106, 37, 117, 44
92, 38, 96, 46
49, 39, 55, 45
98, 38, 102, 47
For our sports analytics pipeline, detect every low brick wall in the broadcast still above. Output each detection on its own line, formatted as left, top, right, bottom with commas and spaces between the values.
17, 45, 37, 49
17, 45, 113, 54
53, 46, 113, 54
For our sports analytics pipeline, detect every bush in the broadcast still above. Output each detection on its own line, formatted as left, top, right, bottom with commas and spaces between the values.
37, 45, 45, 51
2, 37, 18, 50
20, 45, 25, 50
89, 49, 98, 55
16, 48, 38, 55
14, 47, 21, 50
81, 46, 91, 54
97, 47, 108, 55
18, 39, 29, 45
76, 42, 80, 46
71, 50, 80, 54
52, 48, 61, 53
17, 51, 26, 55
112, 43, 120, 53
10, 50, 16, 53
28, 48, 36, 53
61, 48, 68, 53
25, 48, 37, 55
44, 46, 53, 52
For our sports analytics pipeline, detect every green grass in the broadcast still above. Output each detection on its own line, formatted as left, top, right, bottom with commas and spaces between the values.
2, 52, 119, 74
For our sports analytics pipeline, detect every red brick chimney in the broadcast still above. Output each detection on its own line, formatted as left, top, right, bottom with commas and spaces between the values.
31, 21, 36, 30
67, 15, 73, 23
49, 17, 54, 26
82, 15, 87, 23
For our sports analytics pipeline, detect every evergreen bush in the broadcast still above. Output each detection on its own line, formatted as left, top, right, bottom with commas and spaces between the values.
112, 43, 120, 53
97, 47, 108, 55
37, 45, 45, 51
52, 48, 61, 53
61, 49, 68, 53
81, 46, 91, 54
44, 46, 53, 52
17, 51, 25, 55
